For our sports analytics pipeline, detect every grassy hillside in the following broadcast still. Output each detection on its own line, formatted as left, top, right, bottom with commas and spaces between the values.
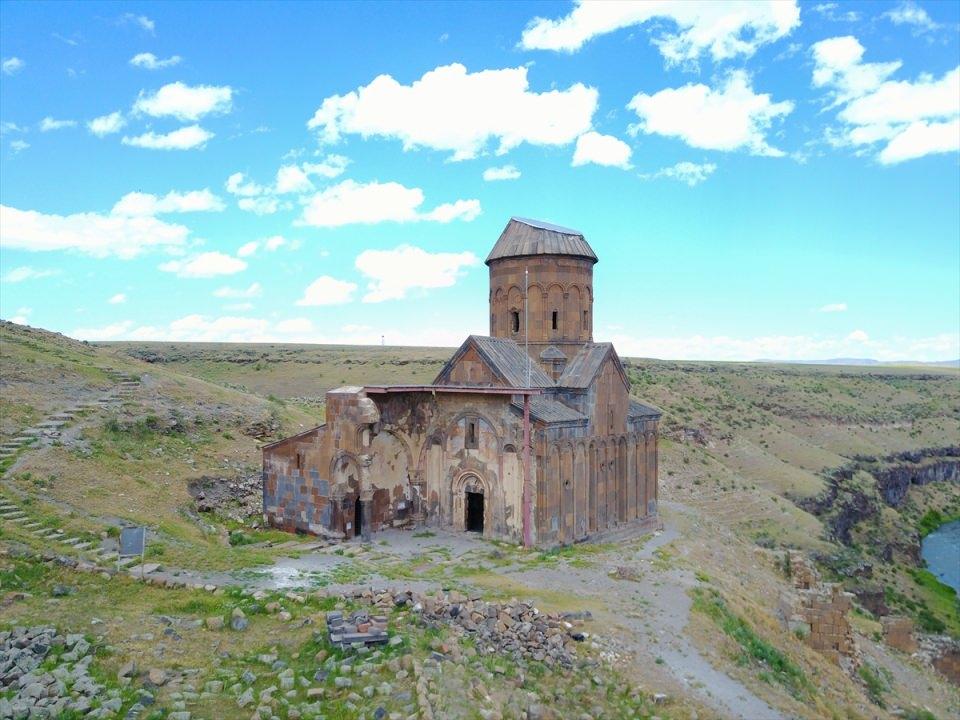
1, 328, 955, 719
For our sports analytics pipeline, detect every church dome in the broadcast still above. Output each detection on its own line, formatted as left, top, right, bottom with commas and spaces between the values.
485, 217, 598, 266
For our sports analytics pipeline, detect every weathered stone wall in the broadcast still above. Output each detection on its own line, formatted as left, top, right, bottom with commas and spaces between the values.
489, 255, 594, 359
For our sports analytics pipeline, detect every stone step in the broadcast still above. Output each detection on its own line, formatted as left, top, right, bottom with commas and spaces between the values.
0, 511, 26, 519
36, 420, 66, 428
23, 522, 41, 529
61, 537, 82, 546
117, 556, 140, 568
73, 542, 92, 551
127, 563, 161, 576
9, 516, 29, 524
41, 529, 64, 538
99, 551, 118, 562
21, 428, 42, 437
0, 504, 19, 511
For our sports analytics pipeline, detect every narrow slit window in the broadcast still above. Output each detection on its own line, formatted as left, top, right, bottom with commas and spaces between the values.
551, 310, 558, 330
466, 419, 479, 449
582, 310, 588, 330
511, 311, 520, 333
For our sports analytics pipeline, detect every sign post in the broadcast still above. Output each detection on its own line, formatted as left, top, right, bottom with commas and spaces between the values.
119, 526, 147, 579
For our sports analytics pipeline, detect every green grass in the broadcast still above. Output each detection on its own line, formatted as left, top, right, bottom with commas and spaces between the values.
908, 568, 958, 636
857, 662, 890, 708
918, 508, 960, 537
691, 588, 812, 700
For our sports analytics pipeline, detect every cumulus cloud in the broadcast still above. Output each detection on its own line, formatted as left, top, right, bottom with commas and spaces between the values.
482, 165, 521, 181
640, 161, 717, 186
121, 125, 214, 150
295, 276, 358, 306
213, 282, 261, 299
0, 204, 188, 259
883, 2, 939, 31
120, 13, 155, 33
3, 266, 59, 283
88, 111, 126, 137
274, 156, 350, 194
811, 3, 860, 23
111, 189, 224, 216
846, 329, 869, 342
39, 117, 76, 132
520, 1, 800, 64
133, 82, 232, 121
299, 180, 480, 228
238, 196, 284, 215
812, 36, 959, 164
627, 70, 794, 156
225, 172, 266, 197
2, 57, 24, 75
9, 140, 29, 153
159, 251, 246, 278
129, 52, 182, 70
72, 321, 135, 341
234, 236, 288, 257
571, 131, 632, 168
819, 302, 848, 312
355, 245, 479, 302
308, 63, 597, 161
237, 241, 259, 258
109, 293, 127, 304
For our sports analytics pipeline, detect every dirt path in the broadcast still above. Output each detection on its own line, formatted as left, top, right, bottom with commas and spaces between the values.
502, 521, 784, 720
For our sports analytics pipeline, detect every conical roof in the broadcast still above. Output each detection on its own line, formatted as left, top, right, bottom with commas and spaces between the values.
485, 217, 597, 265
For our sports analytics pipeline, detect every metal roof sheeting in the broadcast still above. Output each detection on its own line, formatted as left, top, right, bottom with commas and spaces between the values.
485, 217, 598, 265
557, 343, 613, 388
511, 396, 587, 424
471, 336, 555, 388
628, 398, 662, 419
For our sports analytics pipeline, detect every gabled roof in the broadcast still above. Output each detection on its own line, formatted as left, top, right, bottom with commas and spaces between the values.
557, 343, 629, 390
510, 396, 587, 425
435, 335, 554, 389
539, 345, 567, 360
628, 398, 662, 420
486, 217, 598, 265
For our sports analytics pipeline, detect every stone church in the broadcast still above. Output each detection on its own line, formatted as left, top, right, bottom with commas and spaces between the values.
263, 217, 661, 547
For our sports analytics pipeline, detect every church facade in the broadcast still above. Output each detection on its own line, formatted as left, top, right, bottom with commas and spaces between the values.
262, 217, 661, 547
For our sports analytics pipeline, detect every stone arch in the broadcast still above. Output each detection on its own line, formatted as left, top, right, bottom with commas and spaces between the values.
546, 283, 564, 339
574, 441, 587, 539
527, 282, 544, 340
547, 442, 561, 539
565, 284, 582, 339
492, 287, 504, 334
507, 285, 524, 336
451, 470, 493, 536
606, 441, 616, 527
560, 441, 574, 542
617, 435, 630, 522
588, 441, 598, 532
597, 440, 608, 529
445, 409, 502, 455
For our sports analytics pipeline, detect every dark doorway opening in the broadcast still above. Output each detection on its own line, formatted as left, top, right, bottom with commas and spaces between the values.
465, 491, 484, 533
354, 497, 363, 538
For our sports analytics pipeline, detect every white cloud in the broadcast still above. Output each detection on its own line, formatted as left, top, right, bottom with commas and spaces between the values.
520, 1, 800, 64
9, 140, 29, 153
121, 125, 214, 150
237, 241, 259, 258
2, 266, 58, 283
72, 321, 134, 340
225, 172, 265, 197
109, 293, 127, 304
39, 117, 76, 132
295, 276, 358, 306
129, 52, 182, 70
812, 37, 959, 164
88, 111, 126, 137
120, 13, 155, 33
0, 204, 188, 259
264, 235, 286, 251
627, 70, 794, 156
274, 156, 350, 194
299, 180, 480, 228
883, 2, 939, 31
2, 57, 24, 75
238, 196, 283, 215
1, 122, 25, 135
159, 251, 246, 278
111, 189, 224, 216
133, 82, 232, 121
572, 131, 632, 168
606, 330, 958, 362
640, 161, 717, 186
355, 245, 479, 302
819, 302, 847, 312
308, 63, 597, 161
276, 318, 314, 334
811, 3, 860, 22
214, 282, 261, 299
878, 119, 960, 164
483, 165, 521, 181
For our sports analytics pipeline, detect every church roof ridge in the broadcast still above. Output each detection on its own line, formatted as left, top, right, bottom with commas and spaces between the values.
485, 217, 598, 265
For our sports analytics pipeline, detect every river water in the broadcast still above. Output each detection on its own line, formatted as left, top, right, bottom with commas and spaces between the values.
921, 519, 960, 593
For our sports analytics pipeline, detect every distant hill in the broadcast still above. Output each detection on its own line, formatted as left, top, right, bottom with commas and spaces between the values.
757, 357, 960, 368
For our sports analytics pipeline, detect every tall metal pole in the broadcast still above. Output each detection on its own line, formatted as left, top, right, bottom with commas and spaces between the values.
525, 268, 530, 388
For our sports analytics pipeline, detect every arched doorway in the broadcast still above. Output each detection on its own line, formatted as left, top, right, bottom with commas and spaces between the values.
466, 490, 484, 532
354, 496, 363, 538
453, 472, 489, 535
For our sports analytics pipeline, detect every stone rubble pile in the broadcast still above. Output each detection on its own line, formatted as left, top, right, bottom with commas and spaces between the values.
345, 588, 587, 668
326, 609, 390, 648
0, 626, 130, 718
188, 474, 262, 521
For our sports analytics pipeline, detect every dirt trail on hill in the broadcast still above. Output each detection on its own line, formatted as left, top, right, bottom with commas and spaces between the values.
503, 518, 783, 720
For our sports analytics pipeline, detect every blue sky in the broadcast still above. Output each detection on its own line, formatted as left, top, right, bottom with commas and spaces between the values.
1, 0, 958, 361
